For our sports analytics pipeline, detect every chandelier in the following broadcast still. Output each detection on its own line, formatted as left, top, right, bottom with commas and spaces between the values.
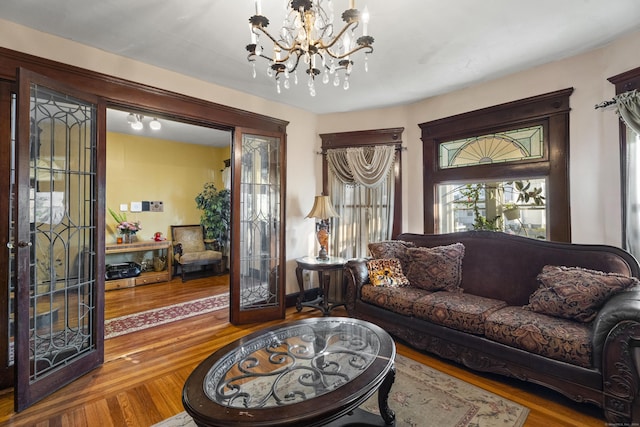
247, 0, 374, 96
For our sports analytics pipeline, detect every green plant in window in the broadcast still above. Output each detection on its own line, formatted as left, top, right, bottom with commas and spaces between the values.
513, 180, 545, 206
457, 180, 544, 232
458, 184, 502, 231
501, 202, 520, 221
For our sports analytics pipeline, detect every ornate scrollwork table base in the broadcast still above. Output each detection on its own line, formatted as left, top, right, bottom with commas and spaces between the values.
183, 317, 396, 427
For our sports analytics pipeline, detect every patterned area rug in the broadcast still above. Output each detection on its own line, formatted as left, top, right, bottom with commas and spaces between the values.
105, 294, 229, 339
154, 354, 529, 427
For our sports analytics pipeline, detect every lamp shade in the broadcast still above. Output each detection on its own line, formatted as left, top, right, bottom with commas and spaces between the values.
305, 195, 339, 220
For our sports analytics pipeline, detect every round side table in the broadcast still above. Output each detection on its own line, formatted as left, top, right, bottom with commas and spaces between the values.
295, 256, 347, 316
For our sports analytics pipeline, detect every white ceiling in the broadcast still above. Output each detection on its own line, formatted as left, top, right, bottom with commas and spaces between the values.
3, 0, 640, 141
106, 108, 231, 147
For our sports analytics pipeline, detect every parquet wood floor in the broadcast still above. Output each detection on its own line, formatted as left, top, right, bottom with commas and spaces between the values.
0, 275, 607, 426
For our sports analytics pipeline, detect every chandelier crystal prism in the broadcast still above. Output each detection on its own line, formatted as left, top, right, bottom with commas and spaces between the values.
246, 0, 374, 97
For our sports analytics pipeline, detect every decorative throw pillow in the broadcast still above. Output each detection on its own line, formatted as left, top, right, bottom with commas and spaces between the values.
524, 265, 640, 323
368, 240, 416, 273
405, 243, 465, 292
367, 258, 410, 287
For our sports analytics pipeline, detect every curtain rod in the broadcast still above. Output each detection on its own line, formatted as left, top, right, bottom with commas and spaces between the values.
595, 89, 639, 110
317, 144, 407, 155
594, 99, 616, 110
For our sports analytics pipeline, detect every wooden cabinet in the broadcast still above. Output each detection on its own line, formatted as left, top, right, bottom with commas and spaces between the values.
105, 240, 172, 291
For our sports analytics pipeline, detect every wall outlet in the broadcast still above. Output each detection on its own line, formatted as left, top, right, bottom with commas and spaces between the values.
150, 201, 164, 212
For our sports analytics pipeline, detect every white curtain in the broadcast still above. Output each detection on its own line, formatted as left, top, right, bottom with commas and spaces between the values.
326, 145, 396, 258
617, 90, 640, 258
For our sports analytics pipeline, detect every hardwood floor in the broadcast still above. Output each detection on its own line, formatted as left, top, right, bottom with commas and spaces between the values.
0, 276, 607, 426
103, 273, 229, 319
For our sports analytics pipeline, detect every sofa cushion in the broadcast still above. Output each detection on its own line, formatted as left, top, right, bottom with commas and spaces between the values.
368, 240, 416, 273
173, 227, 206, 253
367, 258, 410, 287
176, 250, 222, 264
485, 306, 592, 368
405, 243, 465, 292
360, 284, 432, 316
413, 292, 507, 335
524, 265, 639, 323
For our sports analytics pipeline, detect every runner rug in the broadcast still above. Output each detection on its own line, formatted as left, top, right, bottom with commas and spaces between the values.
105, 293, 229, 339
154, 354, 529, 427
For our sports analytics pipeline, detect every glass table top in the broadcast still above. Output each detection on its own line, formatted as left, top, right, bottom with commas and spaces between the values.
296, 256, 347, 266
203, 318, 383, 409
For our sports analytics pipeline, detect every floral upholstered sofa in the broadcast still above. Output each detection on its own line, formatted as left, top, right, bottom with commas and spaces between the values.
343, 231, 640, 424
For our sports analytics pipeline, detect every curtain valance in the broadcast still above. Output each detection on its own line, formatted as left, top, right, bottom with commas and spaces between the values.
326, 145, 396, 188
616, 90, 640, 135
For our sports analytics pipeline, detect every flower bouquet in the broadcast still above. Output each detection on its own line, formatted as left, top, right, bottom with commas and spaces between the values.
109, 208, 141, 241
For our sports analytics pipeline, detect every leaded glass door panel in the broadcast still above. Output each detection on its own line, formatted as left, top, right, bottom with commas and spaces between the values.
231, 128, 286, 324
0, 81, 14, 390
14, 69, 103, 411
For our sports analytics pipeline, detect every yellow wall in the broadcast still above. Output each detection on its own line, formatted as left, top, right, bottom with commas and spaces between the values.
106, 131, 230, 243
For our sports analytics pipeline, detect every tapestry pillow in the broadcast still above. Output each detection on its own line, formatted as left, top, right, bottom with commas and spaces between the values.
368, 240, 416, 273
367, 258, 410, 287
405, 243, 465, 292
524, 265, 640, 323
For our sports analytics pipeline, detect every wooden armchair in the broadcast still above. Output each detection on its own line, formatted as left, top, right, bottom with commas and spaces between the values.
170, 225, 222, 282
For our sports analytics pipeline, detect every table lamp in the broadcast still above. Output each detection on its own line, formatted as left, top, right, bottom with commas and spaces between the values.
306, 195, 339, 260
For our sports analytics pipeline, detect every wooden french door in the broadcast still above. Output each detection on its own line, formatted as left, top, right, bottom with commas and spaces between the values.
13, 68, 103, 411
230, 128, 286, 324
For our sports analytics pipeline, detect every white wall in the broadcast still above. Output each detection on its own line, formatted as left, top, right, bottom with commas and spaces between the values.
318, 29, 640, 246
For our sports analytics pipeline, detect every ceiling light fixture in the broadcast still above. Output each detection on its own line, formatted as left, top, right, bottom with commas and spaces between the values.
149, 118, 162, 130
130, 114, 144, 131
126, 113, 162, 131
247, 0, 374, 97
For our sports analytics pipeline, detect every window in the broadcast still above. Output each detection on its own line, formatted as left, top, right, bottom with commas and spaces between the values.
439, 125, 544, 169
608, 66, 640, 256
419, 89, 573, 242
320, 128, 404, 258
438, 178, 547, 239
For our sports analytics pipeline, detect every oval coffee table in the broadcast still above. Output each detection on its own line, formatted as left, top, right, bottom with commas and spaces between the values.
182, 317, 396, 426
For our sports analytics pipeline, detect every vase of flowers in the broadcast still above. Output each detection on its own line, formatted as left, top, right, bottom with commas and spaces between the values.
109, 208, 141, 243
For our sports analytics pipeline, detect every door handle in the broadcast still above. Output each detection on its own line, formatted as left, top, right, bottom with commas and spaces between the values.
17, 241, 32, 247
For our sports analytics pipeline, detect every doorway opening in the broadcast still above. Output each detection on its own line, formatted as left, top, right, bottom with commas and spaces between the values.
104, 107, 232, 323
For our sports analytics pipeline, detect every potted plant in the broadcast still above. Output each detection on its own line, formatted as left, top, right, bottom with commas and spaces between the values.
502, 202, 520, 221
195, 182, 231, 253
458, 180, 545, 232
502, 181, 545, 220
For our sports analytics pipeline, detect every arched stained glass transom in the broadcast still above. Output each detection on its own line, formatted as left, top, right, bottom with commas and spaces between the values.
439, 125, 543, 169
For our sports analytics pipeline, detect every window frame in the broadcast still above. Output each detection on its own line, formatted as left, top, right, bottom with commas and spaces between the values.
608, 66, 640, 248
319, 127, 404, 238
419, 88, 573, 242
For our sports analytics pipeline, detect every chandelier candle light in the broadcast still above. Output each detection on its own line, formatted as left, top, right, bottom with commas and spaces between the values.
306, 195, 339, 260
247, 0, 374, 96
